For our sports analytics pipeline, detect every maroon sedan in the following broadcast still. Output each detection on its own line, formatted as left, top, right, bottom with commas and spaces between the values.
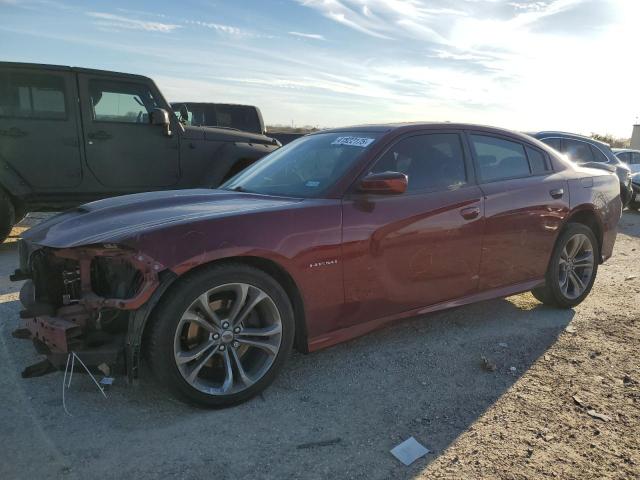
13, 123, 621, 407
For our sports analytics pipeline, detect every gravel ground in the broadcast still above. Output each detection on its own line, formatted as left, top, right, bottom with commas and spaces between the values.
0, 212, 638, 480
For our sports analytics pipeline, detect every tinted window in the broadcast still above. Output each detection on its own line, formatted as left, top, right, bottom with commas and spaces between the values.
470, 135, 530, 182
371, 134, 466, 192
590, 145, 609, 163
563, 139, 594, 163
542, 137, 561, 151
631, 153, 640, 165
526, 147, 549, 174
89, 80, 159, 123
0, 72, 66, 119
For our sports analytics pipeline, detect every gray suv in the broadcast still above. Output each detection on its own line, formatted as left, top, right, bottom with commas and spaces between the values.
529, 131, 633, 207
0, 62, 281, 242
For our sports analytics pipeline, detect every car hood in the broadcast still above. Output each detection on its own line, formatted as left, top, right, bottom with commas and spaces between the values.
23, 189, 302, 249
182, 125, 276, 145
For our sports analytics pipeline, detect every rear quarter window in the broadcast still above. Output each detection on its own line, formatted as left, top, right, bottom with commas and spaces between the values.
0, 71, 67, 120
526, 146, 550, 174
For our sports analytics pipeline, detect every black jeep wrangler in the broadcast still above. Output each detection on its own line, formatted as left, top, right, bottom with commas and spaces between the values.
0, 62, 280, 242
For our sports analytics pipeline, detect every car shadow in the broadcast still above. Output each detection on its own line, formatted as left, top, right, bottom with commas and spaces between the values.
1, 276, 575, 479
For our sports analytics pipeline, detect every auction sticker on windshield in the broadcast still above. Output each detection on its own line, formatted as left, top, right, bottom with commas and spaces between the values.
331, 136, 375, 147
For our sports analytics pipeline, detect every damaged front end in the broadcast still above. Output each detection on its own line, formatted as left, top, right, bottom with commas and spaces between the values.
12, 240, 173, 380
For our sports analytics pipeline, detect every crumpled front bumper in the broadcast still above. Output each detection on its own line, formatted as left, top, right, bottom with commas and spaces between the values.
12, 241, 166, 375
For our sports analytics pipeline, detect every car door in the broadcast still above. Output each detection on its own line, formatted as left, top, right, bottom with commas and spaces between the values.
468, 132, 569, 291
0, 67, 82, 189
341, 131, 484, 327
77, 73, 179, 190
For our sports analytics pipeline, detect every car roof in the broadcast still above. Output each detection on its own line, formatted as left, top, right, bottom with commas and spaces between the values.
0, 61, 151, 82
529, 130, 610, 147
315, 122, 541, 141
613, 148, 639, 153
171, 102, 257, 108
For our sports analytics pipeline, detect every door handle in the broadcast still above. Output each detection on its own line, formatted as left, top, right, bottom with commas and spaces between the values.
460, 206, 480, 220
549, 188, 564, 199
0, 127, 27, 138
87, 130, 113, 142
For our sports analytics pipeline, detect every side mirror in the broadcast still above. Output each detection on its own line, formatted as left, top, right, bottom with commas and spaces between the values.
359, 171, 408, 194
149, 108, 172, 136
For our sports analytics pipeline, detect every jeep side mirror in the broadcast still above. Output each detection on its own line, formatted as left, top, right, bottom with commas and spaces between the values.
359, 171, 408, 194
149, 108, 172, 136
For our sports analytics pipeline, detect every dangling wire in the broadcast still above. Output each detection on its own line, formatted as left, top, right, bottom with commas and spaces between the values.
62, 352, 108, 416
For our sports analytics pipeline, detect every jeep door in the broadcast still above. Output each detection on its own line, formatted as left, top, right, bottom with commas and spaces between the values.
467, 132, 569, 291
77, 74, 179, 191
0, 67, 82, 189
341, 131, 484, 327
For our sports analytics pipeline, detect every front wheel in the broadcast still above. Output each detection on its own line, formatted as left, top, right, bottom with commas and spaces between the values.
531, 223, 599, 309
146, 264, 294, 407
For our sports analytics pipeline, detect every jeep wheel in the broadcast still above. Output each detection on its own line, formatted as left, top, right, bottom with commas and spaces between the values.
146, 263, 294, 407
0, 190, 15, 244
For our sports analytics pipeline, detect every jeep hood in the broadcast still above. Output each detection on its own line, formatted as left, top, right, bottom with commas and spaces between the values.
22, 189, 301, 248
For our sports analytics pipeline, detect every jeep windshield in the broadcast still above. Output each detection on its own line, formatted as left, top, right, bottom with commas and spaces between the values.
221, 132, 381, 198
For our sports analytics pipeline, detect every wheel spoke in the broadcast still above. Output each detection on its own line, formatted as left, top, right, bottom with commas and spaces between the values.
221, 349, 234, 393
175, 340, 217, 365
573, 252, 594, 269
225, 283, 249, 325
186, 346, 219, 383
230, 288, 268, 327
567, 235, 584, 259
237, 337, 279, 356
236, 324, 282, 337
569, 270, 585, 294
230, 348, 252, 386
196, 293, 222, 327
181, 311, 217, 334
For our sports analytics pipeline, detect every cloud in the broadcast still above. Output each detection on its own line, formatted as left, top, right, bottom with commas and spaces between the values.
298, 0, 466, 41
86, 12, 180, 33
288, 31, 326, 40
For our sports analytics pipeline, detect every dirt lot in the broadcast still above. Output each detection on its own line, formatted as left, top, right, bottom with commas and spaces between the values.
0, 212, 638, 480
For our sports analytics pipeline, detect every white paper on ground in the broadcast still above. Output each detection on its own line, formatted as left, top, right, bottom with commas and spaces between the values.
390, 437, 430, 466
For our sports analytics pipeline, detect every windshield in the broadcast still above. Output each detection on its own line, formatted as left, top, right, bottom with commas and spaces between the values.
221, 132, 381, 197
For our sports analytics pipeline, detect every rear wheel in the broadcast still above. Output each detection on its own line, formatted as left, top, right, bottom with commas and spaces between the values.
146, 264, 294, 407
531, 223, 598, 308
0, 190, 15, 244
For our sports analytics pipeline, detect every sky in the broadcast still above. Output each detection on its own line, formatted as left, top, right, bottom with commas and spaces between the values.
1, 0, 637, 137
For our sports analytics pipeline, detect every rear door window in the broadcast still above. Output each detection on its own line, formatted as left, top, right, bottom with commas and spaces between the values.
563, 139, 594, 163
371, 133, 467, 192
0, 71, 67, 119
89, 80, 159, 123
631, 152, 640, 165
590, 145, 609, 163
470, 135, 530, 182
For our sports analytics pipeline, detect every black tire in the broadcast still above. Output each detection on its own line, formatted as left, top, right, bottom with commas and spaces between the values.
146, 263, 294, 408
0, 189, 15, 244
531, 223, 599, 309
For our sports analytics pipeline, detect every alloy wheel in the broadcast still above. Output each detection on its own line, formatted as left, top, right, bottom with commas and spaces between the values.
558, 233, 595, 300
173, 283, 282, 396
